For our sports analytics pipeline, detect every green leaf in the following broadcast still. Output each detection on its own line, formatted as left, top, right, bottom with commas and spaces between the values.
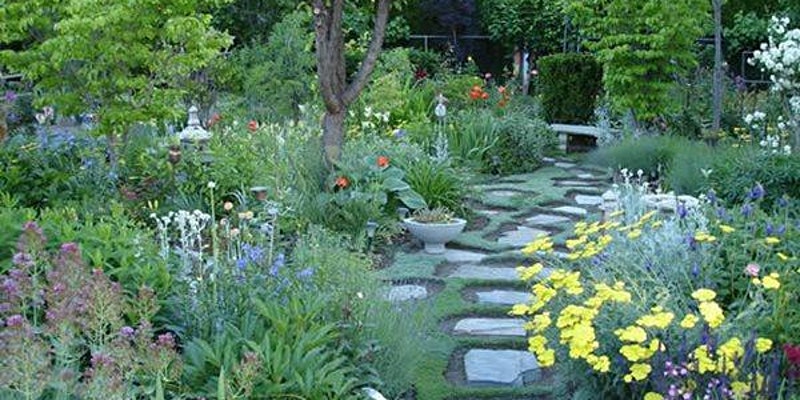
383, 177, 410, 192
396, 189, 427, 210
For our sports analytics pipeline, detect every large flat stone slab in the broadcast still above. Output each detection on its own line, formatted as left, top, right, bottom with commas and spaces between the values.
454, 318, 526, 336
498, 226, 548, 248
574, 194, 604, 206
487, 190, 521, 198
443, 249, 488, 264
525, 214, 571, 226
554, 162, 577, 169
385, 285, 428, 302
450, 265, 519, 281
556, 180, 600, 187
552, 205, 588, 216
475, 290, 532, 305
464, 349, 539, 387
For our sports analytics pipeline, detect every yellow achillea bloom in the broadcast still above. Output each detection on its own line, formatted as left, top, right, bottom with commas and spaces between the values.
615, 325, 647, 343
627, 229, 643, 239
691, 288, 717, 302
694, 231, 717, 243
623, 363, 652, 382
586, 354, 611, 373
650, 220, 663, 229
765, 236, 781, 245
516, 263, 544, 281
529, 312, 552, 333
698, 301, 725, 328
538, 348, 555, 366
680, 314, 699, 329
777, 252, 790, 261
719, 224, 736, 234
521, 234, 554, 255
620, 344, 655, 362
528, 335, 548, 353
762, 273, 780, 290
644, 392, 663, 400
510, 303, 530, 316
636, 306, 675, 329
731, 381, 750, 399
756, 338, 773, 353
693, 345, 716, 373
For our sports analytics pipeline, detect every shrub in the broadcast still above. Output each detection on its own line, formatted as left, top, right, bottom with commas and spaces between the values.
708, 146, 800, 206
490, 110, 557, 174
403, 158, 466, 215
538, 53, 603, 124
1, 223, 180, 399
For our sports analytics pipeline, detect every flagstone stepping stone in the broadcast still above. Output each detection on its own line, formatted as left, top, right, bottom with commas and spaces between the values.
475, 290, 532, 305
577, 173, 598, 179
443, 248, 488, 264
450, 265, 519, 281
487, 190, 521, 197
552, 205, 588, 216
497, 226, 548, 247
602, 190, 618, 201
574, 194, 604, 206
525, 214, 571, 226
554, 161, 577, 169
464, 349, 539, 387
385, 285, 428, 302
541, 157, 556, 163
453, 318, 526, 336
556, 180, 600, 187
474, 209, 502, 216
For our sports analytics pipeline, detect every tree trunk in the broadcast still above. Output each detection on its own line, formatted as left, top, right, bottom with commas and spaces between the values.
712, 0, 723, 132
313, 0, 391, 167
322, 110, 345, 163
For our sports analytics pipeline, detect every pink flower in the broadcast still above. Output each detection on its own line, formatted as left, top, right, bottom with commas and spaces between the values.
744, 263, 760, 277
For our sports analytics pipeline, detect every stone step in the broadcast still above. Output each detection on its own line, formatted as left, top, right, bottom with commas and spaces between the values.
449, 265, 519, 281
551, 205, 588, 216
497, 226, 548, 248
574, 194, 604, 206
474, 289, 532, 305
525, 213, 572, 226
384, 285, 428, 302
442, 248, 488, 264
453, 318, 526, 336
463, 349, 539, 387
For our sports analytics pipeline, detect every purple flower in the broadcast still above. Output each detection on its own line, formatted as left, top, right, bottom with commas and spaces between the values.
6, 314, 25, 328
676, 203, 688, 219
741, 203, 753, 218
11, 252, 33, 267
734, 75, 748, 92
60, 242, 79, 254
120, 326, 135, 339
4, 90, 17, 103
296, 267, 314, 280
777, 224, 786, 236
707, 190, 717, 205
236, 257, 247, 270
765, 223, 774, 236
156, 333, 176, 349
749, 183, 765, 200
243, 243, 264, 263
90, 352, 114, 368
269, 253, 285, 277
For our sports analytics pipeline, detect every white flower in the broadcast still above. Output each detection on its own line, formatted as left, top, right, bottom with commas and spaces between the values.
207, 181, 216, 189
784, 145, 792, 155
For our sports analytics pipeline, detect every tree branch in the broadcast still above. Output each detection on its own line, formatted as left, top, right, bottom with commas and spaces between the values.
342, 0, 391, 106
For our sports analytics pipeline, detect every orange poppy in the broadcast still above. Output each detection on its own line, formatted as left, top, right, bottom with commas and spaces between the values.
335, 176, 349, 189
377, 156, 389, 168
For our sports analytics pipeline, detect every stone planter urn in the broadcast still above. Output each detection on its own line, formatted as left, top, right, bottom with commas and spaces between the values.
403, 217, 466, 254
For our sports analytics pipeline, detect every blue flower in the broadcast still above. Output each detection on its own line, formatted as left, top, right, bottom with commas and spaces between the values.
296, 267, 314, 280
748, 183, 765, 200
692, 263, 700, 278
741, 204, 753, 218
765, 223, 774, 236
242, 243, 264, 263
778, 196, 789, 208
236, 257, 247, 270
676, 203, 688, 219
707, 190, 717, 205
269, 253, 285, 277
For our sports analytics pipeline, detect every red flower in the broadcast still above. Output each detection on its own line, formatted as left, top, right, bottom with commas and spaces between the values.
784, 344, 800, 379
498, 86, 506, 94
481, 92, 489, 100
248, 120, 259, 133
208, 113, 221, 128
335, 176, 349, 189
377, 155, 389, 168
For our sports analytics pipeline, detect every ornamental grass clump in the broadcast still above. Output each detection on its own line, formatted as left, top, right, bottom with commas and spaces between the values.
1, 221, 180, 399
513, 183, 799, 399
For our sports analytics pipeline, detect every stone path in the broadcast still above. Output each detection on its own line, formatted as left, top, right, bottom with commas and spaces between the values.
384, 158, 609, 398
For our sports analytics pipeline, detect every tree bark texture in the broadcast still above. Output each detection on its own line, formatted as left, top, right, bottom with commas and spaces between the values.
712, 0, 724, 132
313, 0, 391, 166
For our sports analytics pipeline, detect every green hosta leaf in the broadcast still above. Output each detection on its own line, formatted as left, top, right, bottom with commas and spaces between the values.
383, 177, 409, 192
396, 189, 427, 210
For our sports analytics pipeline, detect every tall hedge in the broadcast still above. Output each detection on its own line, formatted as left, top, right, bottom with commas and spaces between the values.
538, 53, 603, 124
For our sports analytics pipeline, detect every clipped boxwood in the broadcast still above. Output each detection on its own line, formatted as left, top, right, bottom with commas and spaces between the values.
538, 53, 602, 124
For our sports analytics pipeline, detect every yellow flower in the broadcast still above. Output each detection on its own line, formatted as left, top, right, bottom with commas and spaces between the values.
731, 381, 750, 399
521, 235, 554, 255
538, 348, 555, 367
650, 221, 663, 229
636, 308, 674, 329
620, 344, 655, 362
609, 210, 624, 218
765, 236, 781, 245
717, 337, 745, 363
719, 224, 736, 234
517, 263, 544, 281
680, 314, 699, 329
528, 335, 548, 353
587, 354, 610, 373
529, 312, 552, 333
691, 288, 717, 302
644, 392, 663, 400
777, 252, 790, 261
623, 363, 652, 382
698, 301, 725, 328
755, 338, 773, 354
615, 325, 647, 343
566, 235, 588, 250
627, 229, 643, 239
694, 231, 717, 243
693, 345, 716, 374
510, 304, 530, 316
762, 273, 780, 290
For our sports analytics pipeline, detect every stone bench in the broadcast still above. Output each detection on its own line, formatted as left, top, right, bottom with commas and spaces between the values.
550, 123, 617, 152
